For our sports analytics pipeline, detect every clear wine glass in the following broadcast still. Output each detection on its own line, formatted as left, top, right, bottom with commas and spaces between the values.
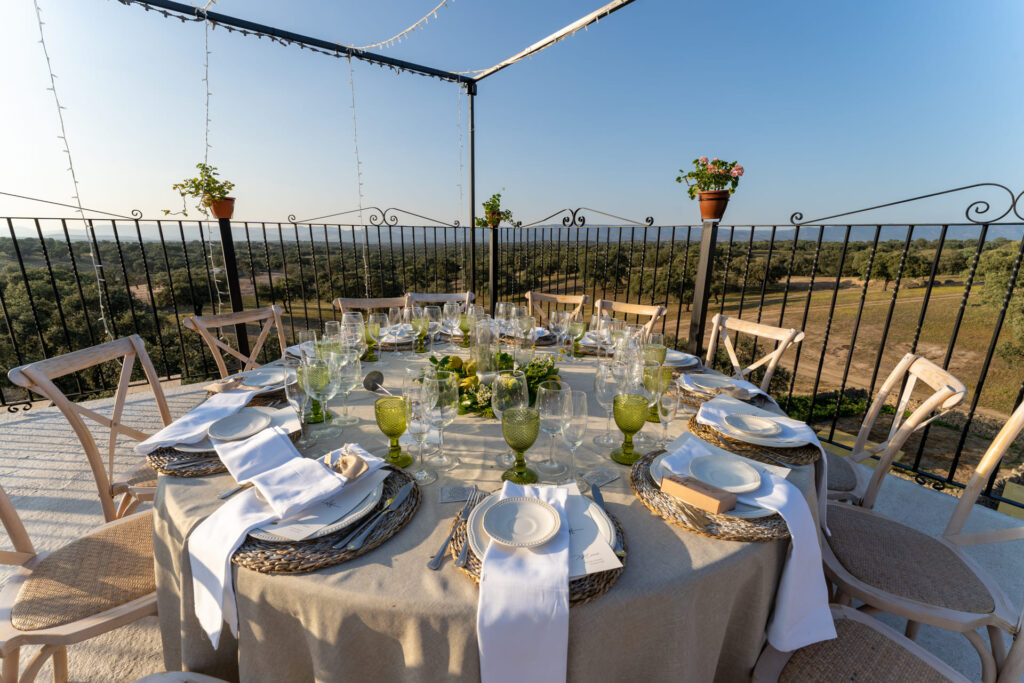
658, 383, 680, 447
368, 312, 388, 366
567, 319, 586, 363
442, 302, 460, 349
297, 329, 318, 360
491, 369, 528, 468
535, 379, 570, 479
341, 312, 363, 325
282, 358, 316, 448
405, 381, 437, 485
298, 353, 342, 439
333, 357, 361, 427
549, 311, 568, 359
387, 306, 404, 358
593, 361, 620, 446
562, 390, 588, 489
424, 370, 460, 470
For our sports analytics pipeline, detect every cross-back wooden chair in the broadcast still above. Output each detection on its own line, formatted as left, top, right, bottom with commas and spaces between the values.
593, 299, 667, 337
7, 335, 171, 522
827, 353, 967, 508
183, 305, 287, 379
704, 314, 805, 392
524, 291, 590, 326
405, 292, 475, 311
752, 605, 970, 682
823, 399, 1024, 683
331, 296, 410, 317
0, 481, 157, 683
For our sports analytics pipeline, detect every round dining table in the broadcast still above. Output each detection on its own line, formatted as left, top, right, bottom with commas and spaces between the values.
153, 351, 818, 682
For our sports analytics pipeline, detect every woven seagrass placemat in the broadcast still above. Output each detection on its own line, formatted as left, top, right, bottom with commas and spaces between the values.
687, 416, 820, 467
447, 492, 627, 608
630, 451, 789, 542
231, 469, 420, 574
147, 448, 226, 477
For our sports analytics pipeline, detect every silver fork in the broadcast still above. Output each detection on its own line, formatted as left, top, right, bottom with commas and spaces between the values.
428, 489, 479, 570
454, 491, 484, 567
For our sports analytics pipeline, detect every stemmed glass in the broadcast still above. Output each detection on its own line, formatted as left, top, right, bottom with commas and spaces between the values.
516, 312, 535, 351
364, 314, 383, 363
500, 406, 540, 484
562, 391, 588, 489
442, 303, 460, 350
333, 357, 361, 427
402, 306, 419, 358
424, 305, 442, 349
491, 369, 528, 468
387, 306, 404, 358
610, 392, 649, 465
375, 395, 412, 468
549, 311, 568, 358
298, 351, 342, 439
324, 320, 341, 342
424, 370, 460, 470
593, 361, 620, 446
658, 384, 680, 447
405, 380, 437, 484
633, 359, 663, 448
282, 358, 316, 448
567, 319, 586, 362
496, 302, 514, 335
535, 380, 570, 479
457, 310, 474, 348
644, 332, 668, 365
297, 329, 318, 360
412, 307, 431, 354
341, 312, 364, 325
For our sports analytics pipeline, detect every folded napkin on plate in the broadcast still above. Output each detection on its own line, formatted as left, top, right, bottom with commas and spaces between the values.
191, 433, 383, 647
679, 373, 767, 402
380, 324, 414, 343
662, 434, 836, 651
664, 349, 700, 366
134, 389, 259, 454
477, 482, 570, 683
697, 394, 829, 529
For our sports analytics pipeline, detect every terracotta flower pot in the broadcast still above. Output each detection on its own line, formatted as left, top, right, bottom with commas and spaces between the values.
208, 197, 235, 220
697, 190, 730, 221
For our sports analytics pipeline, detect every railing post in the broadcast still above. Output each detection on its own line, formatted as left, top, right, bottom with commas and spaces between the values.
217, 217, 250, 357
488, 225, 499, 316
686, 219, 718, 357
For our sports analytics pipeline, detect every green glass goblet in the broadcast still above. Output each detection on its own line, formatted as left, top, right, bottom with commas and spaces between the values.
610, 393, 649, 465
643, 342, 668, 365
500, 406, 540, 484
374, 396, 413, 468
568, 320, 586, 359
458, 313, 473, 348
412, 315, 430, 354
363, 321, 380, 362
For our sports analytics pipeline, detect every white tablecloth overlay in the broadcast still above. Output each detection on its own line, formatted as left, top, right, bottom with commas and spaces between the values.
189, 430, 383, 648
661, 433, 836, 651
477, 482, 570, 683
134, 389, 259, 454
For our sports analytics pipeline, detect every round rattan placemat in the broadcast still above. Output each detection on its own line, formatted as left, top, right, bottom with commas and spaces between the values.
687, 416, 820, 467
447, 492, 627, 607
231, 468, 420, 574
630, 451, 789, 542
147, 448, 226, 477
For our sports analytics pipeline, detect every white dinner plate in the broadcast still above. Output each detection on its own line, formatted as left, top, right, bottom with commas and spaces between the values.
238, 367, 285, 387
482, 497, 561, 548
170, 406, 299, 452
663, 350, 700, 368
650, 452, 774, 519
723, 413, 782, 437
467, 491, 615, 566
248, 481, 385, 542
207, 408, 272, 442
688, 374, 736, 394
688, 454, 763, 494
715, 419, 811, 449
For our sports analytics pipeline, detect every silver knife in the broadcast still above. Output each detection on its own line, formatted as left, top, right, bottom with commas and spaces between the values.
338, 481, 415, 551
590, 484, 626, 558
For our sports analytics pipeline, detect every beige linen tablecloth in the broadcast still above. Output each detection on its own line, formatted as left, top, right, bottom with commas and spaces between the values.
154, 354, 817, 682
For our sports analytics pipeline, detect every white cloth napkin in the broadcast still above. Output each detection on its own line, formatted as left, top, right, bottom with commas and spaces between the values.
134, 389, 259, 454
661, 434, 836, 651
678, 373, 768, 402
477, 482, 570, 683
190, 433, 383, 647
381, 324, 415, 343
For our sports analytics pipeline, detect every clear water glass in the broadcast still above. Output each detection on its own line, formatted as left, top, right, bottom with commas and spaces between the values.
535, 379, 570, 479
297, 330, 317, 360
333, 357, 361, 426
562, 390, 588, 488
593, 361, 620, 446
442, 303, 460, 348
282, 358, 316, 448
658, 387, 680, 447
405, 382, 437, 485
425, 370, 460, 470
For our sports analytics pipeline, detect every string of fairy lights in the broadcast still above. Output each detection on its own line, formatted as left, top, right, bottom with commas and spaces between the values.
352, 0, 453, 51
345, 55, 373, 297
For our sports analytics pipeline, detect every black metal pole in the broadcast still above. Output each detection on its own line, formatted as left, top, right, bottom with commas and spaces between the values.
489, 226, 499, 316
468, 85, 477, 299
218, 217, 250, 357
687, 219, 718, 356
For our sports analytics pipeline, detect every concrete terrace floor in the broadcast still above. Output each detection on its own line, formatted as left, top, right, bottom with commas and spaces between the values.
0, 384, 1021, 682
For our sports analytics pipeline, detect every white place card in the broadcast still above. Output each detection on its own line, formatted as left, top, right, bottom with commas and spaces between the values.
563, 486, 622, 579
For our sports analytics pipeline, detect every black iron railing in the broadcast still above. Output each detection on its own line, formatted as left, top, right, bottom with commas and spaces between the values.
2, 204, 1024, 510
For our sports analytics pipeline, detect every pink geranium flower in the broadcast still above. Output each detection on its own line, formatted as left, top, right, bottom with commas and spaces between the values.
699, 156, 709, 164
733, 165, 744, 177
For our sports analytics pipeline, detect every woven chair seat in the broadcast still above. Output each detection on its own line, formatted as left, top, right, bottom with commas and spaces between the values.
123, 464, 158, 489
780, 616, 956, 682
826, 503, 995, 614
826, 451, 858, 492
11, 512, 156, 631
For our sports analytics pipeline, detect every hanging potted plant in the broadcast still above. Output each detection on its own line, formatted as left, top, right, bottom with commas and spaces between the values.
474, 192, 514, 228
676, 157, 744, 221
164, 162, 236, 219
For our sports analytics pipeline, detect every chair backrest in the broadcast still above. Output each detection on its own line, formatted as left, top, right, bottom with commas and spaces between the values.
593, 299, 667, 337
406, 292, 475, 311
183, 305, 287, 379
6, 335, 172, 522
0, 481, 36, 568
332, 296, 410, 316
704, 314, 805, 392
855, 353, 967, 509
524, 291, 590, 325
943, 399, 1024, 547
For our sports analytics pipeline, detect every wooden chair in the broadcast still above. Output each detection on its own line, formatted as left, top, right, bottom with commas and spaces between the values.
593, 299, 667, 337
704, 314, 805, 392
524, 291, 590, 326
7, 336, 171, 522
823, 399, 1024, 683
752, 605, 970, 682
405, 292, 475, 311
331, 296, 410, 317
827, 353, 967, 508
0, 481, 157, 683
183, 305, 287, 380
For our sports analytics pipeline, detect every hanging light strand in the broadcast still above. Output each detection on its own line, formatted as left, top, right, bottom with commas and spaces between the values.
33, 0, 113, 340
345, 55, 372, 297
352, 0, 452, 51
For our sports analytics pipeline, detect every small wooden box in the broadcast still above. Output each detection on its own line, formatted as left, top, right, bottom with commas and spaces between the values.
662, 475, 737, 514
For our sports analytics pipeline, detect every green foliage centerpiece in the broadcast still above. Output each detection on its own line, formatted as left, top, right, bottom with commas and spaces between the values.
427, 354, 559, 418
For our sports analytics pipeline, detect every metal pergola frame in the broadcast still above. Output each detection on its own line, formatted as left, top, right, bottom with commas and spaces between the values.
115, 0, 639, 312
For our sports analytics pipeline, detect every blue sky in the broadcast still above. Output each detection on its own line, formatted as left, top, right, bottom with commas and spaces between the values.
1, 0, 1022, 226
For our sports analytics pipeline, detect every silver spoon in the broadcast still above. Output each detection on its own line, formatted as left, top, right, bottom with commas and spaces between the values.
363, 371, 393, 395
